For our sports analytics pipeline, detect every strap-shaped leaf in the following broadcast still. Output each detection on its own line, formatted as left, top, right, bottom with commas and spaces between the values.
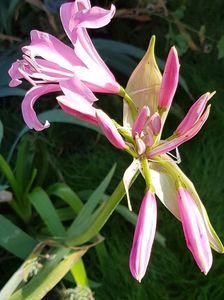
70, 258, 88, 287
47, 183, 83, 215
0, 214, 37, 259
68, 165, 116, 236
10, 248, 87, 300
29, 187, 66, 237
8, 109, 100, 163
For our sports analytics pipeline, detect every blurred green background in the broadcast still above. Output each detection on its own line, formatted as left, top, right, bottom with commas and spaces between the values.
0, 0, 224, 299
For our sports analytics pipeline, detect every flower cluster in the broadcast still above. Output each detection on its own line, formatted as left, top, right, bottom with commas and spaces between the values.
9, 0, 223, 282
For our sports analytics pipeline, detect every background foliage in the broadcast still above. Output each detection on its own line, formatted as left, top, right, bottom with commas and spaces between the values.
0, 0, 224, 299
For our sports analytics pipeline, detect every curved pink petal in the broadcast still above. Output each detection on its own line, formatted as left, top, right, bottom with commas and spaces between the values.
59, 76, 98, 105
57, 76, 98, 124
60, 1, 115, 42
8, 61, 23, 87
74, 28, 120, 93
159, 47, 180, 109
69, 5, 116, 30
57, 96, 97, 125
22, 30, 83, 72
22, 84, 61, 131
177, 188, 212, 274
96, 109, 126, 149
129, 191, 157, 282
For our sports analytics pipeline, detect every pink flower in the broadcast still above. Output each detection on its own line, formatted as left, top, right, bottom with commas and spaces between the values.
9, 0, 119, 131
129, 191, 157, 282
177, 187, 212, 274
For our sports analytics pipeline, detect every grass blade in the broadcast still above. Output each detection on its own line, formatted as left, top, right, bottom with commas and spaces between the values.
0, 214, 37, 259
29, 187, 66, 237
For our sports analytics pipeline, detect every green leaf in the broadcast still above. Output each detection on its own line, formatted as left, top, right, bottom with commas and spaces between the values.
65, 175, 139, 246
0, 214, 37, 259
0, 154, 21, 200
68, 165, 116, 236
47, 183, 83, 215
8, 109, 100, 163
0, 87, 25, 97
217, 35, 224, 59
10, 248, 87, 300
70, 258, 88, 287
29, 187, 66, 237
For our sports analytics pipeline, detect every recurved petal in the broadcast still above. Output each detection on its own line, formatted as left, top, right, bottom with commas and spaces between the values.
69, 4, 116, 30
22, 84, 61, 131
58, 76, 98, 124
22, 30, 83, 72
8, 61, 23, 87
60, 0, 90, 43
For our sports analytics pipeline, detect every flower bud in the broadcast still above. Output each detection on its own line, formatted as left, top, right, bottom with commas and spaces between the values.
96, 109, 126, 149
177, 187, 212, 274
129, 191, 157, 282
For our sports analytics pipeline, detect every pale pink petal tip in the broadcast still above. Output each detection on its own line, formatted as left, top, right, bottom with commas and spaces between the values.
150, 112, 161, 135
159, 46, 180, 109
22, 84, 60, 131
129, 191, 157, 281
177, 188, 212, 274
96, 109, 126, 149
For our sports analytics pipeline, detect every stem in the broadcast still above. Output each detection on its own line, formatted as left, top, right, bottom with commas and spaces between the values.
66, 175, 139, 246
141, 157, 154, 191
118, 86, 138, 120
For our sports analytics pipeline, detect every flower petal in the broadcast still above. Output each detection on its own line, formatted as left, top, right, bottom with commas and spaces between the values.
74, 28, 120, 93
22, 30, 83, 72
22, 84, 61, 131
150, 160, 180, 218
8, 61, 23, 87
69, 4, 116, 30
58, 76, 98, 124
